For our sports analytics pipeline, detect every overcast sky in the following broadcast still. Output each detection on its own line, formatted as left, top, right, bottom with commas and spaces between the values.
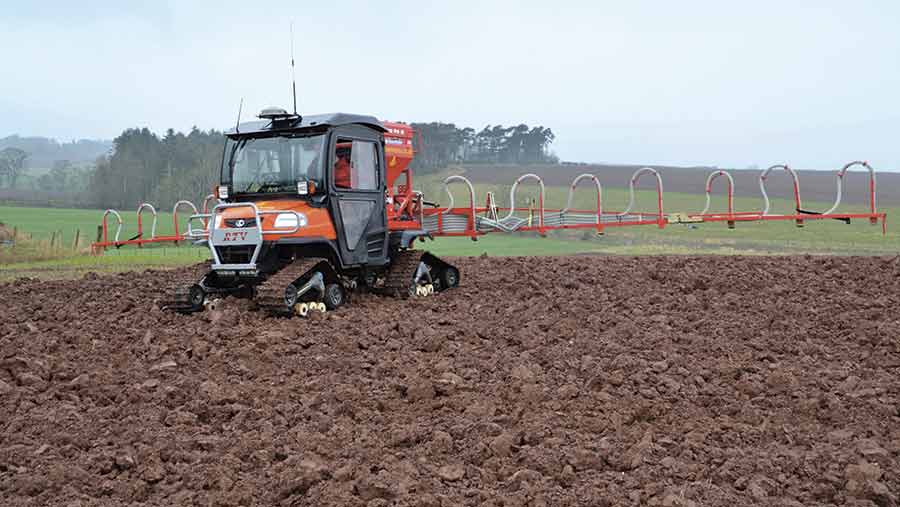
1, 1, 898, 170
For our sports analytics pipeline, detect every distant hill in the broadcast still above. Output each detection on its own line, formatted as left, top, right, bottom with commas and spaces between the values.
0, 135, 112, 169
456, 163, 899, 207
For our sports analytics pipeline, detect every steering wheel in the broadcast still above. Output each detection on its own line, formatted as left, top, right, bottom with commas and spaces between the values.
249, 171, 279, 192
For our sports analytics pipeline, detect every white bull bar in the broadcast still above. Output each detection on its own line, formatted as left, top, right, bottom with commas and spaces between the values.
186, 202, 302, 271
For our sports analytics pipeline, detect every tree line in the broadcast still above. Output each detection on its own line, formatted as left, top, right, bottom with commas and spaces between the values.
0, 135, 111, 168
410, 122, 557, 173
0, 147, 29, 189
1, 120, 557, 210
91, 127, 224, 210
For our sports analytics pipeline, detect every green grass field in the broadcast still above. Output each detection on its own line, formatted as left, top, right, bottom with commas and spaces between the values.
1, 176, 896, 280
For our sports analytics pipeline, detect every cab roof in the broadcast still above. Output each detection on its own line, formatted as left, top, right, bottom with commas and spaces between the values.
226, 113, 385, 137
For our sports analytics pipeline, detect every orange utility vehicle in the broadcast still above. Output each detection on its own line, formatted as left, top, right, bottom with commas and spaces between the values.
162, 108, 457, 314
158, 107, 888, 315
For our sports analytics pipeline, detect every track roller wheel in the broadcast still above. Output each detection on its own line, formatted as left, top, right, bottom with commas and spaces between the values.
313, 302, 327, 313
187, 284, 206, 311
284, 283, 300, 310
439, 266, 460, 290
426, 284, 435, 296
324, 283, 345, 311
294, 302, 309, 317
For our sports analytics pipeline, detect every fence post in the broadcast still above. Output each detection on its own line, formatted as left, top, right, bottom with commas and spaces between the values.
73, 229, 80, 250
50, 231, 56, 249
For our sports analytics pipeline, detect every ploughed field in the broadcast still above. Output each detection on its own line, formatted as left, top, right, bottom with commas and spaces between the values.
1, 256, 899, 506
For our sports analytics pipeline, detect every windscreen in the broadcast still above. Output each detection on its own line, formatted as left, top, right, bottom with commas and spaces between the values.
223, 134, 325, 194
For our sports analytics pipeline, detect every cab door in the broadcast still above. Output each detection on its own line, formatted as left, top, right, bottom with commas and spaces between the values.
327, 126, 388, 267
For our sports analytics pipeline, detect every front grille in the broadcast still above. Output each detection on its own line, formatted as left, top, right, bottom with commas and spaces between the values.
224, 218, 257, 228
215, 245, 255, 264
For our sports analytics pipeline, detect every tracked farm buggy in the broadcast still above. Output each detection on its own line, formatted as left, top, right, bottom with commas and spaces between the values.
160, 108, 458, 315
133, 107, 885, 316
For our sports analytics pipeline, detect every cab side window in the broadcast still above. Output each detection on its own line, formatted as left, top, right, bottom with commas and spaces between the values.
334, 139, 379, 191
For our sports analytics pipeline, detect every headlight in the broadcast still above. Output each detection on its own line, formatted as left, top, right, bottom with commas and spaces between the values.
274, 212, 307, 229
217, 185, 229, 199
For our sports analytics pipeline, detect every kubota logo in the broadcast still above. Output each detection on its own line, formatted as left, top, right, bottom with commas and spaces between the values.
223, 231, 249, 242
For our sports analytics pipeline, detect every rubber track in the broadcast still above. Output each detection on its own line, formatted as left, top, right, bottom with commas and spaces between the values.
158, 261, 212, 312
254, 258, 326, 315
381, 250, 423, 298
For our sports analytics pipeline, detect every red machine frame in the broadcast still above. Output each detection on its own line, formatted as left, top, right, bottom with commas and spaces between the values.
92, 195, 219, 252
411, 161, 886, 239
93, 121, 887, 252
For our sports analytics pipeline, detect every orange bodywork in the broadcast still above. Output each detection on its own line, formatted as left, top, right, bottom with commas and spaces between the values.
218, 200, 337, 240
383, 122, 420, 231
383, 122, 415, 187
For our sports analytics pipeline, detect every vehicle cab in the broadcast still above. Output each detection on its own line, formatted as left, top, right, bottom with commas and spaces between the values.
191, 108, 423, 277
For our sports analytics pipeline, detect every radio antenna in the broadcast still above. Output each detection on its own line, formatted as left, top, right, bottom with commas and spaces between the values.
290, 22, 298, 115
234, 97, 243, 133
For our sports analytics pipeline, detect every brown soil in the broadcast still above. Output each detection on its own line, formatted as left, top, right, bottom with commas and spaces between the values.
1, 256, 899, 506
